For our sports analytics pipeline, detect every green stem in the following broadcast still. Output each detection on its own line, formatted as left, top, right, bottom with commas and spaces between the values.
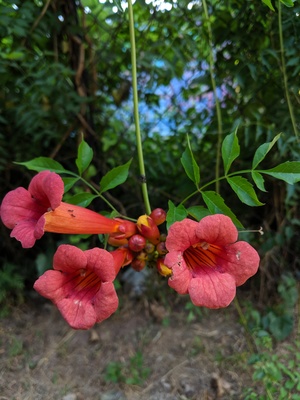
65, 171, 133, 218
128, 0, 151, 215
202, 0, 223, 193
180, 168, 255, 205
278, 0, 299, 139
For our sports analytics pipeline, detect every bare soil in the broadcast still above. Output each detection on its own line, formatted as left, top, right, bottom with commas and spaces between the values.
0, 290, 257, 400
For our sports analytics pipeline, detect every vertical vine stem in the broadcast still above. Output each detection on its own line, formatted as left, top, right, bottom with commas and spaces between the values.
278, 0, 299, 139
128, 0, 151, 215
202, 0, 223, 194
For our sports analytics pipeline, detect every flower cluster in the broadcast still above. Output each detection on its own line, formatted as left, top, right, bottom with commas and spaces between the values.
0, 171, 260, 329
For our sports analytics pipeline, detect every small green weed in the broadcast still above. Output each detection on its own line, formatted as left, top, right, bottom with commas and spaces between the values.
105, 361, 125, 383
185, 301, 205, 323
241, 273, 300, 399
244, 341, 300, 399
104, 351, 151, 385
244, 273, 298, 341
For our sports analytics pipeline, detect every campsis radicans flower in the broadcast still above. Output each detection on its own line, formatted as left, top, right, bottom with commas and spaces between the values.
164, 214, 260, 309
0, 171, 130, 248
34, 244, 119, 330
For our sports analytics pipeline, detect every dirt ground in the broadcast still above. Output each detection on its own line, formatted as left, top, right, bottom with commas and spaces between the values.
0, 281, 261, 400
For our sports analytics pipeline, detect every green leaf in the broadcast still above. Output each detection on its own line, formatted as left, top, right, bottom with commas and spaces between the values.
100, 159, 132, 193
66, 193, 98, 207
262, 0, 275, 11
251, 171, 267, 192
15, 157, 68, 173
252, 133, 281, 169
166, 200, 188, 230
227, 176, 264, 206
76, 139, 93, 175
180, 136, 200, 187
268, 313, 294, 341
280, 0, 294, 7
261, 162, 300, 184
201, 190, 244, 228
221, 129, 240, 175
62, 177, 79, 193
187, 205, 211, 221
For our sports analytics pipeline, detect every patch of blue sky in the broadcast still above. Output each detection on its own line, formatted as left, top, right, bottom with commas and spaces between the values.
110, 59, 225, 138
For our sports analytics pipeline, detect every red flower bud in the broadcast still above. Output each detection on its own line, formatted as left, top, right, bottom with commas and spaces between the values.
137, 215, 160, 245
131, 251, 148, 272
150, 208, 167, 225
128, 234, 146, 252
114, 219, 137, 239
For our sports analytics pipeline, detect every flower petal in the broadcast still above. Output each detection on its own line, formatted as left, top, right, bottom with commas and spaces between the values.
33, 270, 67, 302
93, 282, 119, 323
196, 214, 238, 246
10, 219, 40, 248
165, 219, 199, 252
57, 297, 97, 330
84, 248, 116, 282
28, 171, 64, 210
188, 268, 237, 308
53, 244, 87, 273
0, 187, 45, 228
221, 241, 260, 286
166, 252, 191, 294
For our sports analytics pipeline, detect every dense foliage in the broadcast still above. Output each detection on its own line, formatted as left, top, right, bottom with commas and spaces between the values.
0, 0, 299, 308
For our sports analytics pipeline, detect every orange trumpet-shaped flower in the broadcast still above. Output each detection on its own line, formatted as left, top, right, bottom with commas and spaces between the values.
0, 170, 131, 248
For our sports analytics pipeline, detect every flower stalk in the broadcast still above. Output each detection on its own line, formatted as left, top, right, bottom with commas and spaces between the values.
128, 0, 151, 214
278, 0, 299, 139
202, 0, 223, 193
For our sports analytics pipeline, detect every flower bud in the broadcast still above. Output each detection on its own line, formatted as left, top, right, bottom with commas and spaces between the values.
156, 241, 168, 255
137, 215, 160, 245
156, 258, 172, 277
145, 242, 155, 254
111, 247, 134, 274
131, 251, 148, 272
114, 219, 137, 239
150, 208, 166, 225
128, 234, 146, 252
